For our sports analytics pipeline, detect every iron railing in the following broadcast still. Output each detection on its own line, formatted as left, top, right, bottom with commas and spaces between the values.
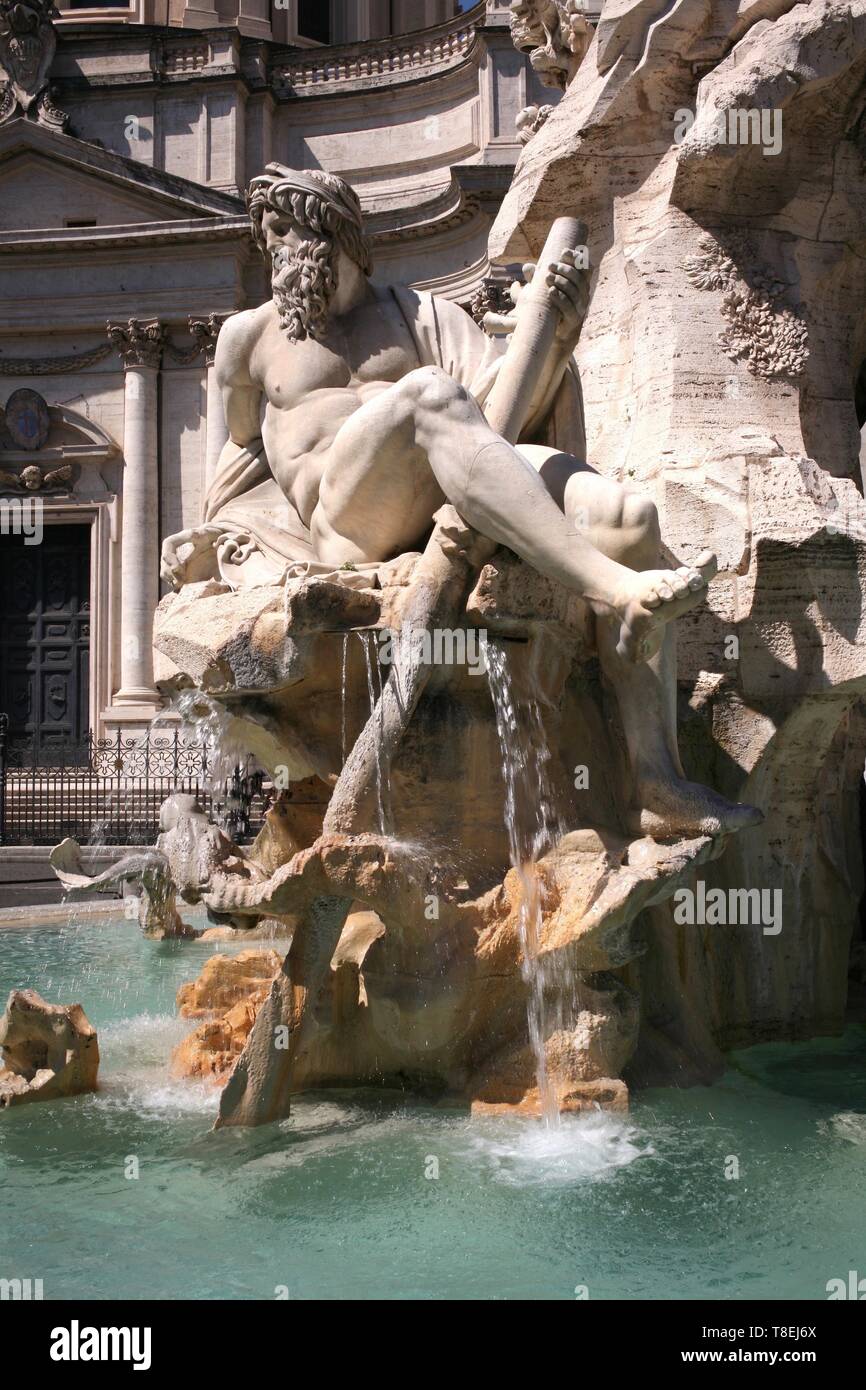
0, 715, 268, 847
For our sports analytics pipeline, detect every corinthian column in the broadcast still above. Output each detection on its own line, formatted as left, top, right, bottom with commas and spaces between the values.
107, 318, 166, 715
190, 313, 232, 493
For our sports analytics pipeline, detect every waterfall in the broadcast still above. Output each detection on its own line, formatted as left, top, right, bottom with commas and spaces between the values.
485, 638, 566, 1126
359, 629, 391, 834
340, 632, 350, 766
155, 692, 255, 837
168, 690, 242, 791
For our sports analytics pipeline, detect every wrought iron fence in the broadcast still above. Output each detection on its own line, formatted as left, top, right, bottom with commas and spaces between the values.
0, 715, 268, 847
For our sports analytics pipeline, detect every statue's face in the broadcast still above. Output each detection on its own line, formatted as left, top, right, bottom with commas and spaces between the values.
260, 206, 304, 261
258, 198, 341, 343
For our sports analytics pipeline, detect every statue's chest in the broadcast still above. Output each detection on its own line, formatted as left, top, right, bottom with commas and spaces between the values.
262, 336, 352, 400
259, 318, 418, 403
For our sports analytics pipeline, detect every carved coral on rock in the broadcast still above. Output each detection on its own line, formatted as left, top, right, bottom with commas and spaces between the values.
685, 236, 809, 380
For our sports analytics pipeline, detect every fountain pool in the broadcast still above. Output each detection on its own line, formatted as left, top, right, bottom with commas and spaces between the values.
1, 914, 864, 1301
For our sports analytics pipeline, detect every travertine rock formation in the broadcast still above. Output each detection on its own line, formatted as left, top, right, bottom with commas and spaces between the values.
172, 949, 282, 1083
491, 0, 866, 1072
0, 989, 99, 1108
154, 549, 729, 1122
177, 949, 283, 1019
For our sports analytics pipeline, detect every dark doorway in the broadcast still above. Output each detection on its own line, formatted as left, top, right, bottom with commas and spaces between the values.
0, 524, 90, 754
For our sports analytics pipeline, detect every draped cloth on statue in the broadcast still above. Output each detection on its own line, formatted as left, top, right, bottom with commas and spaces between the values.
201, 285, 586, 589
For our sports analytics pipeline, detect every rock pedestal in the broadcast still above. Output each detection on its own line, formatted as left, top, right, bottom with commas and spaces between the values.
154, 550, 728, 1124
172, 949, 283, 1083
0, 989, 99, 1108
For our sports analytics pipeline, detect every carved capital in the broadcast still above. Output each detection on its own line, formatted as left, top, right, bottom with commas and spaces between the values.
0, 0, 68, 130
189, 312, 233, 368
107, 319, 167, 371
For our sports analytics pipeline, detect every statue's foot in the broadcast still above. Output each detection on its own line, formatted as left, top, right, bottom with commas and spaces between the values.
614, 551, 718, 662
627, 776, 763, 840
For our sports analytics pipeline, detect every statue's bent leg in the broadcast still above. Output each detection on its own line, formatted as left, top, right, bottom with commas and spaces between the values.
312, 368, 714, 662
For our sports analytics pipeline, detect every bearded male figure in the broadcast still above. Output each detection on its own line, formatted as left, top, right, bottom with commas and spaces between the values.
161, 165, 759, 838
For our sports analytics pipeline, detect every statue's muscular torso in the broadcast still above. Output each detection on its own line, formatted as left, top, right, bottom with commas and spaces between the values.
218, 288, 422, 528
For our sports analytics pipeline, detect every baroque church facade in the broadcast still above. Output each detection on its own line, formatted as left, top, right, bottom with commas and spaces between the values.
0, 0, 557, 749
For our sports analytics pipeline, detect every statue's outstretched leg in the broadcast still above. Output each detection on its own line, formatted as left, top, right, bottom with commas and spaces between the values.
310, 367, 714, 664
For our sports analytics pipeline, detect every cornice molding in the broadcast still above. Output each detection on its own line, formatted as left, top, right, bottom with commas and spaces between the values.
0, 215, 251, 254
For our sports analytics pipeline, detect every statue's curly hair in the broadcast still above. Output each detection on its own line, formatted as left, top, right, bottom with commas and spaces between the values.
247, 169, 373, 278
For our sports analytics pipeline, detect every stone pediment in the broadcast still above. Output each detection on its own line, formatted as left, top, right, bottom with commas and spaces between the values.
0, 119, 244, 233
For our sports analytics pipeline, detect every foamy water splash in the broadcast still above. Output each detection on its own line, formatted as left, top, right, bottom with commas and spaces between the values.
820, 1111, 866, 1145
467, 1111, 654, 1186
91, 1012, 219, 1116
239, 1099, 653, 1186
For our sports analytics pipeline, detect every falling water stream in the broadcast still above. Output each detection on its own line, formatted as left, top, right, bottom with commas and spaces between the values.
159, 690, 246, 791
359, 629, 391, 834
154, 692, 257, 826
485, 638, 566, 1127
340, 632, 350, 766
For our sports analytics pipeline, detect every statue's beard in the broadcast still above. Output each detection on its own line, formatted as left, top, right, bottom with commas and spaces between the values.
271, 239, 337, 343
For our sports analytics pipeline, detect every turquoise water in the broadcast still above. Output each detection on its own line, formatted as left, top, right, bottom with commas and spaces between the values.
1, 914, 865, 1301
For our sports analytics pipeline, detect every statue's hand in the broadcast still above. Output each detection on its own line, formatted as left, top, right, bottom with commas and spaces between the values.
547, 247, 589, 345
160, 525, 222, 590
508, 248, 589, 348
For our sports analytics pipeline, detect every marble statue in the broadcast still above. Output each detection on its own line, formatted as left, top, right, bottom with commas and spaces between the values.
142, 165, 769, 1126
160, 164, 758, 841
49, 792, 270, 939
